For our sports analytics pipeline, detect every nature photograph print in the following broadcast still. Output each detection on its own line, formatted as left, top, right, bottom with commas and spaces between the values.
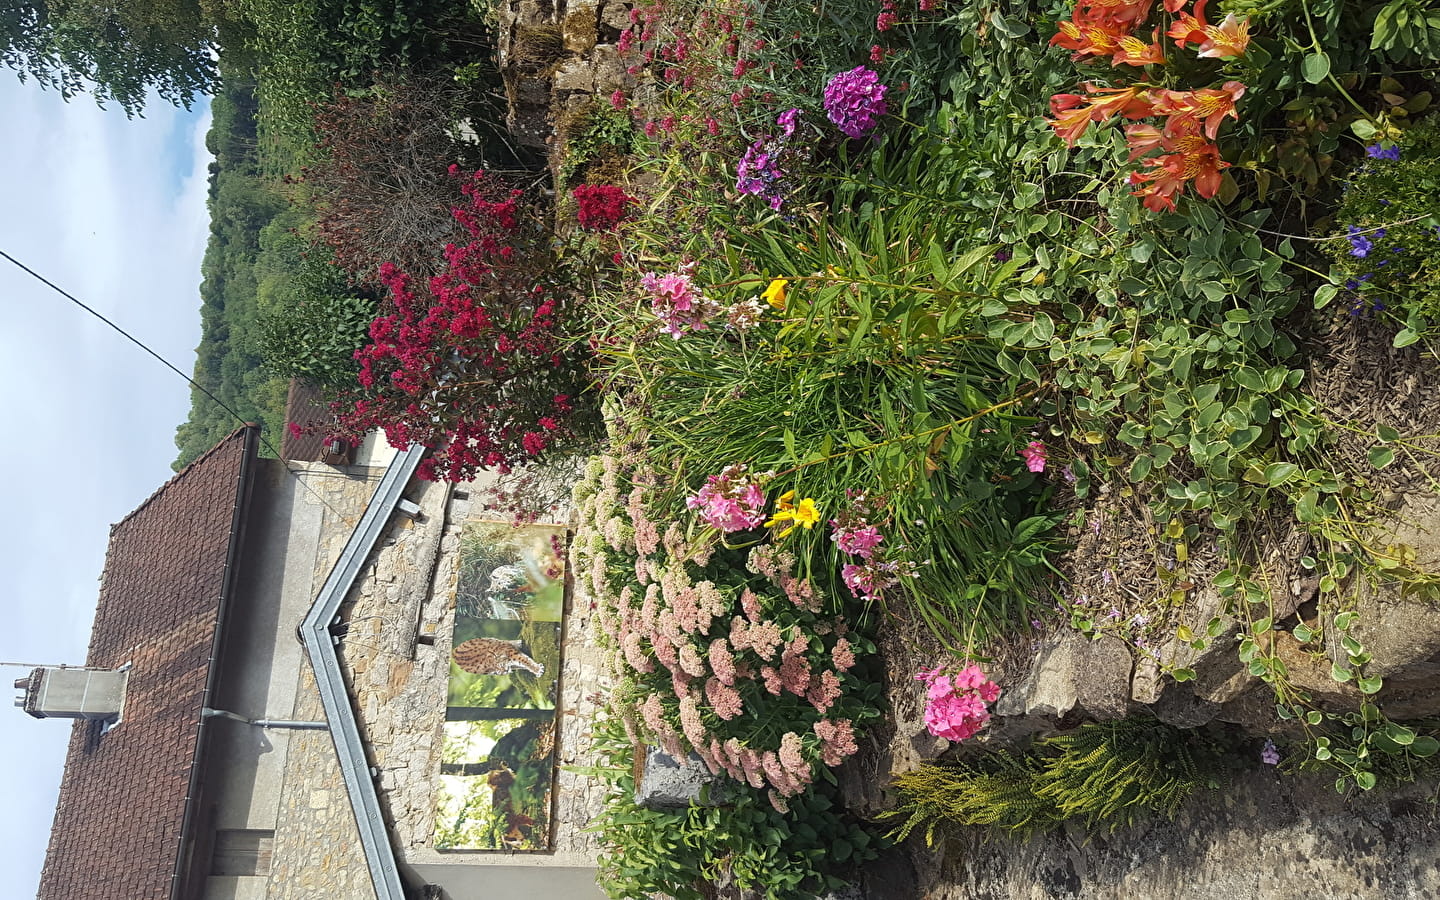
9, 0, 1440, 894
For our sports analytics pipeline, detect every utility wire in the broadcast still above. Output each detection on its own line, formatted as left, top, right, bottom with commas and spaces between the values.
0, 248, 363, 526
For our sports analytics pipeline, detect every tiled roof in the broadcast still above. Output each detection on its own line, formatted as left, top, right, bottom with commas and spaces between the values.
37, 426, 258, 900
281, 378, 334, 461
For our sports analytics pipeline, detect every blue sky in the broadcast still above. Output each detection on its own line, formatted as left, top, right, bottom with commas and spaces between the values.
0, 76, 212, 893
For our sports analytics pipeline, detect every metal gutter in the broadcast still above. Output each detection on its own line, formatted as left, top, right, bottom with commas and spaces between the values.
299, 444, 426, 900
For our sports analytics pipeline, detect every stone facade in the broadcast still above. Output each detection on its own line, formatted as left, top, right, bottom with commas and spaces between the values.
264, 463, 609, 898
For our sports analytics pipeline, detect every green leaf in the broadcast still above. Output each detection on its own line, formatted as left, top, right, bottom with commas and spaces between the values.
1302, 51, 1331, 84
1377, 424, 1400, 443
1355, 771, 1377, 790
1410, 735, 1440, 757
1171, 667, 1196, 682
1306, 710, 1324, 725
1264, 462, 1299, 485
1368, 446, 1396, 469
1394, 327, 1422, 348
1357, 674, 1384, 694
1331, 663, 1353, 682
1385, 723, 1416, 746
1314, 284, 1338, 309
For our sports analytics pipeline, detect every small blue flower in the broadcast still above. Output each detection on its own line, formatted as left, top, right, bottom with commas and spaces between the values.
1347, 226, 1373, 257
1261, 739, 1280, 766
1366, 143, 1401, 161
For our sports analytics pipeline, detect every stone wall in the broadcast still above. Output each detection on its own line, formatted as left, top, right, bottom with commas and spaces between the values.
266, 465, 384, 900
264, 462, 610, 897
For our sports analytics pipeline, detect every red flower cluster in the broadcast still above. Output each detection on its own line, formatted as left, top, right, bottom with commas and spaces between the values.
1047, 0, 1250, 212
334, 169, 592, 482
573, 184, 633, 231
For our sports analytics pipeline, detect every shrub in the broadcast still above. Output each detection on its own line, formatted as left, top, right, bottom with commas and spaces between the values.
331, 169, 597, 481
296, 80, 498, 282
571, 401, 884, 810
1321, 116, 1440, 342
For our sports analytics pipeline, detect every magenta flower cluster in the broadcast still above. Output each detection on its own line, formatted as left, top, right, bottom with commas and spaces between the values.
831, 491, 916, 601
641, 264, 721, 338
916, 663, 1001, 742
686, 463, 772, 532
823, 66, 890, 139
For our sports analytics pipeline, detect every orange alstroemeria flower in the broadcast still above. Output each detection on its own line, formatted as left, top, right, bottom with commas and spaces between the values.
1127, 124, 1229, 211
1111, 29, 1167, 66
1167, 10, 1208, 47
1153, 81, 1246, 140
1051, 18, 1127, 59
1123, 123, 1167, 159
1048, 84, 1157, 147
1197, 14, 1251, 58
1083, 0, 1156, 29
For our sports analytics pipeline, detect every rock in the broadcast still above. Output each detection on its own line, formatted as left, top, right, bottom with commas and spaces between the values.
635, 747, 728, 809
591, 44, 633, 94
600, 0, 631, 32
996, 633, 1133, 723
552, 58, 595, 93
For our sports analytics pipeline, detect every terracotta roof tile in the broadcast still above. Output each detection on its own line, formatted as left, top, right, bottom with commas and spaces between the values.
37, 427, 257, 900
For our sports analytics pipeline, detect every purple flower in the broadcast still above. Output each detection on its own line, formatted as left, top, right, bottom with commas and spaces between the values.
778, 107, 801, 138
1366, 143, 1401, 161
823, 66, 890, 139
1260, 739, 1280, 766
1346, 225, 1381, 258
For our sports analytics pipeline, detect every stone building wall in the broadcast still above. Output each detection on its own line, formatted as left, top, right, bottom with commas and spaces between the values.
264, 462, 610, 898
266, 465, 384, 900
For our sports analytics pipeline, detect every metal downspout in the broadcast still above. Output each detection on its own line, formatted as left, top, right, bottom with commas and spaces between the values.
299, 444, 426, 900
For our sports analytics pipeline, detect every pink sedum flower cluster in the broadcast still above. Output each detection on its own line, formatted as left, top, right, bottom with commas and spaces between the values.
687, 463, 772, 532
916, 663, 1001, 741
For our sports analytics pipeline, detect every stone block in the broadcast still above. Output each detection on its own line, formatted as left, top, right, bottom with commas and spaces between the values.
635, 746, 728, 809
996, 633, 1133, 722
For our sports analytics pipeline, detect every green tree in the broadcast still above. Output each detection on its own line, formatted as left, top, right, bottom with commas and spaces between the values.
0, 0, 219, 115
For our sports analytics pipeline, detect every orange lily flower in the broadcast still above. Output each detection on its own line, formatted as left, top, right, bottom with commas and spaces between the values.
1111, 30, 1167, 66
1197, 14, 1251, 58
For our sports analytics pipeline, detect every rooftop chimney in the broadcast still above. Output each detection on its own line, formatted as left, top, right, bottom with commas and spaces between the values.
13, 666, 128, 721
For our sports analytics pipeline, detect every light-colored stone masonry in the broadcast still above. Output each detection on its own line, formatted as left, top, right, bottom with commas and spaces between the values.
266, 464, 610, 897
